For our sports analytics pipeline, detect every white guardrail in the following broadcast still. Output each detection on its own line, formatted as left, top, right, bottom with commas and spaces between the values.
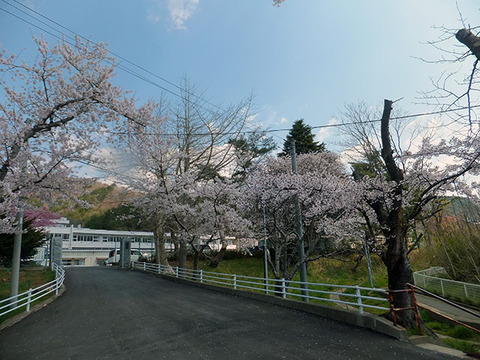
0, 263, 65, 318
132, 261, 389, 314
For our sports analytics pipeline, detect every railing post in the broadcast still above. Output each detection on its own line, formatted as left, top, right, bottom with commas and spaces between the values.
157, 264, 161, 274
355, 285, 363, 314
281, 278, 286, 299
175, 266, 179, 278
233, 274, 237, 290
440, 279, 445, 297
26, 288, 32, 311
408, 285, 423, 335
464, 283, 469, 299
200, 270, 203, 283
143, 262, 146, 271
55, 277, 59, 296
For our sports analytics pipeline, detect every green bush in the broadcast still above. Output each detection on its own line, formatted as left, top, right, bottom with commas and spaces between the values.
451, 325, 476, 340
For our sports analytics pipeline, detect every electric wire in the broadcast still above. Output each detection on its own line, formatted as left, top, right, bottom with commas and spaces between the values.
7, 0, 228, 113
93, 104, 480, 137
2, 1, 480, 140
0, 0, 228, 114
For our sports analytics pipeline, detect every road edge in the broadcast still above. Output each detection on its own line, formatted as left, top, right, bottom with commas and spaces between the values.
0, 285, 66, 332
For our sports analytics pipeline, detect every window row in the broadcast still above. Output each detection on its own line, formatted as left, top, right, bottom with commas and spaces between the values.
53, 234, 153, 243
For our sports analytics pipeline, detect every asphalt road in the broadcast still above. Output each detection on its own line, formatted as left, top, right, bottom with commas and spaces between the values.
0, 267, 459, 360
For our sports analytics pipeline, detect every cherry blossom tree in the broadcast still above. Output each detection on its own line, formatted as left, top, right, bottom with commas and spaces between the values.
340, 99, 480, 325
23, 207, 61, 228
119, 78, 258, 267
0, 36, 155, 232
239, 152, 361, 283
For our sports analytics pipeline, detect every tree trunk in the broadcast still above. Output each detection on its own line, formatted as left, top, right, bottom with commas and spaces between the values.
171, 231, 180, 261
209, 240, 227, 268
178, 240, 188, 269
153, 217, 171, 268
383, 230, 415, 326
274, 279, 284, 297
379, 99, 414, 326
456, 29, 480, 61
193, 250, 200, 271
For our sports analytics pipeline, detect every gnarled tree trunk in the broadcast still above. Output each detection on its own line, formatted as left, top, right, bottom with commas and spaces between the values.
379, 99, 415, 325
154, 217, 172, 271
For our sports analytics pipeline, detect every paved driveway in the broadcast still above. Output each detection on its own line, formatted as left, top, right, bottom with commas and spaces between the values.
0, 267, 457, 359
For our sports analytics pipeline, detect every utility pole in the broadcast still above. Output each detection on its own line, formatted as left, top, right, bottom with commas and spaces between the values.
263, 206, 268, 294
291, 141, 308, 302
10, 206, 24, 306
363, 236, 374, 288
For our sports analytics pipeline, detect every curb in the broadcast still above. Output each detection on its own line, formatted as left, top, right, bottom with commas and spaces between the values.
0, 285, 66, 332
409, 336, 471, 359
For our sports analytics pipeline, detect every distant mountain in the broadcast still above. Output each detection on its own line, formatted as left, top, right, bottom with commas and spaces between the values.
442, 196, 480, 222
51, 182, 141, 228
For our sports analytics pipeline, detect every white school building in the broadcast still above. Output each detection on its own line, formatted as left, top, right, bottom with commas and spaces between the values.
35, 218, 239, 267
35, 218, 157, 267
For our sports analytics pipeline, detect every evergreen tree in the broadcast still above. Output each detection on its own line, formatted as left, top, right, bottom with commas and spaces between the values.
0, 220, 45, 266
84, 204, 144, 231
280, 119, 325, 157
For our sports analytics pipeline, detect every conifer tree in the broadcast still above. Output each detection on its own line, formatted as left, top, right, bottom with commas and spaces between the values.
280, 119, 325, 157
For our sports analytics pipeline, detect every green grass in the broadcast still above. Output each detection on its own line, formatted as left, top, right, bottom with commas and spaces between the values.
198, 256, 388, 288
441, 338, 480, 356
196, 255, 390, 313
0, 266, 56, 324
420, 309, 480, 356
0, 266, 55, 300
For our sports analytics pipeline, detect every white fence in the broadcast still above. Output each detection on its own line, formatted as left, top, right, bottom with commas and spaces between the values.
0, 263, 65, 319
413, 267, 480, 306
132, 261, 389, 314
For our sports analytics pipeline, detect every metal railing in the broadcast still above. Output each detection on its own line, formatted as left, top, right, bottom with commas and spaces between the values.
408, 283, 480, 335
0, 263, 66, 318
413, 267, 480, 306
132, 261, 389, 314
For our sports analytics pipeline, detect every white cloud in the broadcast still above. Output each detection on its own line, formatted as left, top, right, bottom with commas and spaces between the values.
147, 0, 199, 30
316, 118, 337, 142
167, 0, 199, 30
280, 117, 288, 124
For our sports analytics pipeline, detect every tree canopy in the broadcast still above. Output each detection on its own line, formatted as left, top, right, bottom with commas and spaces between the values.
0, 36, 155, 232
280, 119, 325, 157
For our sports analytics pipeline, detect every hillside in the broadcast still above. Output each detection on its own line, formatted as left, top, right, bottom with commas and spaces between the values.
51, 182, 142, 228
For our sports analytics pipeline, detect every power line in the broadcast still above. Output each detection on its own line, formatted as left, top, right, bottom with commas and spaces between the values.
96, 104, 480, 137
0, 3, 185, 101
0, 0, 229, 114
2, 1, 479, 140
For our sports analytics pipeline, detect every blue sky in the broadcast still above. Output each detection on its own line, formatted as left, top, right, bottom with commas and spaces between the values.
1, 0, 479, 150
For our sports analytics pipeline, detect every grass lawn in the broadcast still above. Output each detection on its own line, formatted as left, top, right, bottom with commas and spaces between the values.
420, 310, 480, 356
194, 254, 390, 313
198, 255, 388, 288
0, 266, 55, 300
0, 266, 56, 324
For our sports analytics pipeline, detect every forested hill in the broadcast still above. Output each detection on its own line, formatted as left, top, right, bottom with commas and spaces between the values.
444, 196, 480, 222
52, 183, 145, 231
